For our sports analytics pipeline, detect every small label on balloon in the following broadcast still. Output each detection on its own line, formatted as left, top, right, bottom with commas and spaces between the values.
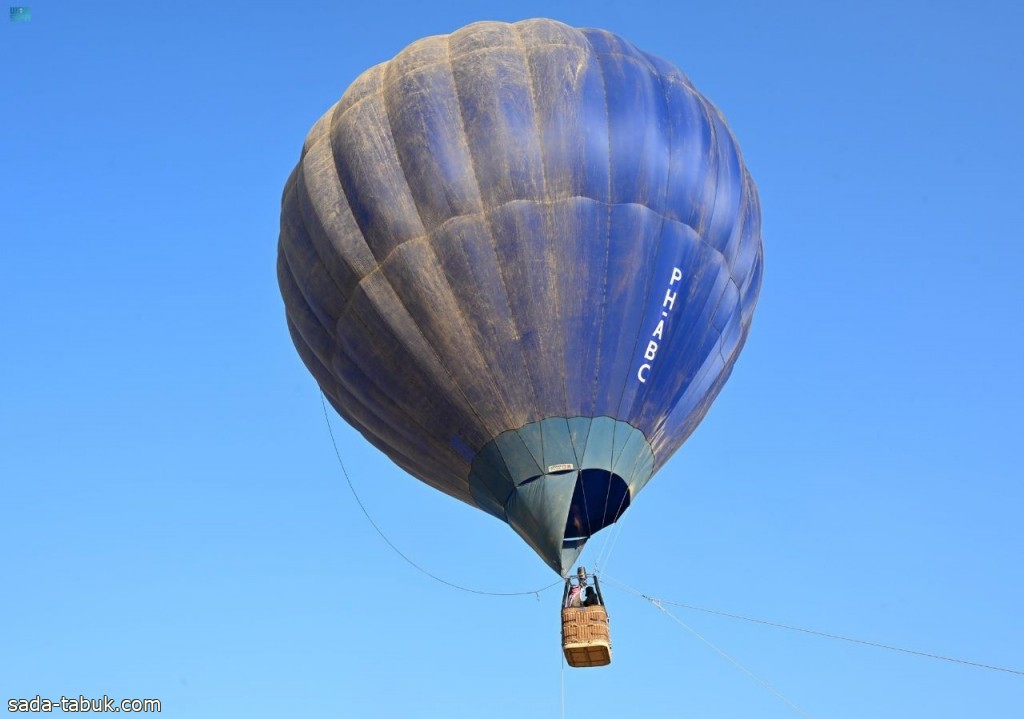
547, 463, 575, 473
636, 266, 685, 384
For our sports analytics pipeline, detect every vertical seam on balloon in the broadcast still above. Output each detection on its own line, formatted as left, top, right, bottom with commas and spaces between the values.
713, 171, 752, 372
584, 32, 617, 538
711, 120, 747, 278
283, 158, 447, 461
278, 243, 340, 374
661, 349, 733, 460
638, 77, 745, 456
611, 55, 675, 469
603, 425, 617, 531
600, 45, 666, 525
671, 254, 746, 442
279, 237, 446, 468
640, 96, 732, 429
512, 21, 571, 421
603, 426, 641, 547
737, 176, 764, 326
741, 241, 764, 327
650, 263, 730, 449
291, 154, 360, 319
660, 108, 747, 402
565, 417, 588, 541
280, 174, 338, 334
324, 383, 462, 498
343, 66, 499, 493
374, 55, 503, 435
297, 132, 384, 283
280, 249, 470, 500
558, 415, 582, 532
621, 425, 654, 497
576, 419, 597, 538
561, 416, 581, 480
584, 31, 613, 429
438, 32, 528, 434
573, 33, 610, 536
572, 416, 593, 472
651, 268, 733, 453
538, 420, 546, 472
515, 424, 546, 479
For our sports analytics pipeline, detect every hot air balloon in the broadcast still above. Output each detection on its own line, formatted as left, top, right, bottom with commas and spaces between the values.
277, 18, 763, 578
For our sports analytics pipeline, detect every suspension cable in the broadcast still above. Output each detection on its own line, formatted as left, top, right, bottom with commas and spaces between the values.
600, 573, 1024, 677
560, 648, 566, 719
649, 597, 815, 718
321, 393, 561, 598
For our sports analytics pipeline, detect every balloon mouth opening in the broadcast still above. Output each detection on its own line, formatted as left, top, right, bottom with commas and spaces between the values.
562, 469, 631, 541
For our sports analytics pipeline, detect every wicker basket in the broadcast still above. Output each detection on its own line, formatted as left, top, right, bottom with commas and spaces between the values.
561, 605, 612, 667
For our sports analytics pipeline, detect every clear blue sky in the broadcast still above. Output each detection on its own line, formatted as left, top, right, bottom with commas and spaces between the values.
3, 1, 1022, 717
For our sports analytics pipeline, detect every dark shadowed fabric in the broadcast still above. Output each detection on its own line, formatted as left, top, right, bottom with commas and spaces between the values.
278, 19, 763, 575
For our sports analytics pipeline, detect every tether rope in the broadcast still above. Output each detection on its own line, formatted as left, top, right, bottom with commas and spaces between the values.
321, 393, 561, 598
600, 573, 1024, 677
650, 597, 814, 718
559, 649, 566, 719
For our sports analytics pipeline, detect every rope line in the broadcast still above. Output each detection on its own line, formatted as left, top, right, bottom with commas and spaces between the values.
321, 393, 561, 598
649, 598, 815, 719
659, 598, 1024, 677
593, 488, 630, 573
560, 648, 566, 719
600, 573, 1024, 677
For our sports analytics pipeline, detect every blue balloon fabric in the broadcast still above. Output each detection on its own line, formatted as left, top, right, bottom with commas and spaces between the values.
278, 19, 763, 575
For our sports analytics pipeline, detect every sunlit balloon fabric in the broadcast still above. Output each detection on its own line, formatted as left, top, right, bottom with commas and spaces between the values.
278, 19, 763, 575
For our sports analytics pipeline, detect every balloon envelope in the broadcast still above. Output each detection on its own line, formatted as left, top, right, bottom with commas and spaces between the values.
278, 19, 763, 575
